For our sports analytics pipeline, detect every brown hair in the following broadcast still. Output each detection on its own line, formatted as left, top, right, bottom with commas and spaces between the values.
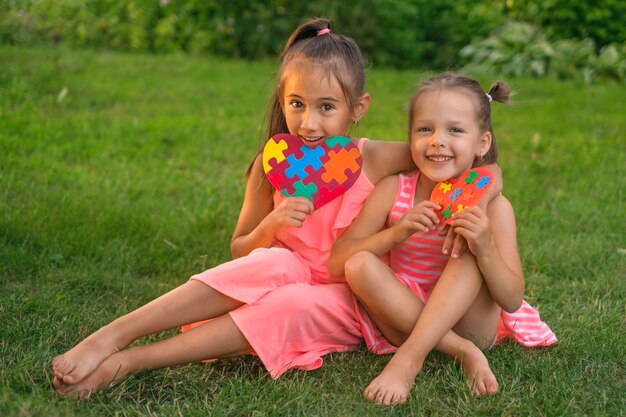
247, 18, 367, 175
408, 74, 511, 165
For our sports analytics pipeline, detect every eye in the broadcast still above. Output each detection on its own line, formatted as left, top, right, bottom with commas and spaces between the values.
321, 103, 334, 111
415, 126, 431, 133
450, 127, 465, 133
289, 100, 304, 109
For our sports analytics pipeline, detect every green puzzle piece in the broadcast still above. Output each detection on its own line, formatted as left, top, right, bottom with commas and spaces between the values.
281, 180, 318, 202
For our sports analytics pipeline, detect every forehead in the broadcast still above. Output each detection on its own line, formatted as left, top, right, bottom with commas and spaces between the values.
281, 59, 344, 96
413, 88, 478, 120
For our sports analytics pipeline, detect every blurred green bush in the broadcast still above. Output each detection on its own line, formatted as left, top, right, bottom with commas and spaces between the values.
460, 21, 626, 83
1, 0, 624, 81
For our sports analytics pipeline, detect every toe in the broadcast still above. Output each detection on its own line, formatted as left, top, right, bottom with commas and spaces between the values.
52, 376, 64, 391
486, 380, 499, 394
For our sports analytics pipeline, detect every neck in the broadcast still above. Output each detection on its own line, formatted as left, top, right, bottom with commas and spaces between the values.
416, 172, 438, 202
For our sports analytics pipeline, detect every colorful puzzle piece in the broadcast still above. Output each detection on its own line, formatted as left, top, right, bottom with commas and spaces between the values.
262, 134, 290, 172
284, 145, 325, 180
449, 188, 462, 202
430, 167, 493, 224
262, 134, 363, 209
476, 176, 491, 189
321, 148, 361, 184
438, 181, 453, 193
464, 170, 479, 184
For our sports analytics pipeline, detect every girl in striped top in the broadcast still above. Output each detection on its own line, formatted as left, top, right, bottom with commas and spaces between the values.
329, 74, 556, 406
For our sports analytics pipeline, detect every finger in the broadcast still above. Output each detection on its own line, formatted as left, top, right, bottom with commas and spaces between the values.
454, 207, 483, 222
450, 234, 468, 258
450, 217, 480, 232
441, 225, 455, 255
400, 218, 429, 234
289, 197, 315, 214
451, 227, 474, 245
415, 213, 437, 230
303, 198, 315, 214
291, 211, 308, 223
422, 208, 441, 226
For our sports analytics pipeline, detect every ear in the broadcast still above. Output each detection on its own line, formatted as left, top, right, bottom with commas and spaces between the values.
352, 92, 371, 123
476, 130, 492, 158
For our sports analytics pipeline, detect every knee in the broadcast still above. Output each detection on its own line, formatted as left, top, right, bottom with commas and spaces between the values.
344, 251, 379, 290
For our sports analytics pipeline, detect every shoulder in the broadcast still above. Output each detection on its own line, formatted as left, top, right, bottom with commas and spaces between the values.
487, 194, 516, 231
378, 173, 400, 190
370, 174, 400, 203
246, 153, 273, 193
248, 153, 264, 180
362, 139, 410, 159
360, 139, 414, 184
487, 194, 514, 214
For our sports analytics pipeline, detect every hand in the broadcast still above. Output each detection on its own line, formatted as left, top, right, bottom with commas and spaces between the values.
391, 201, 440, 244
263, 197, 314, 235
440, 224, 468, 258
449, 206, 493, 258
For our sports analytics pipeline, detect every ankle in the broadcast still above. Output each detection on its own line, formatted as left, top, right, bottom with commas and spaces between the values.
390, 348, 424, 375
101, 321, 134, 349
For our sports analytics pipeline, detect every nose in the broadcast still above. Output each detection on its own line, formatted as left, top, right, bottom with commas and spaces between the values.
429, 130, 445, 148
300, 109, 319, 132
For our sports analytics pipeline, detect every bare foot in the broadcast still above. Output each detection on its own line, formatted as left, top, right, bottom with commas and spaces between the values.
52, 324, 126, 385
461, 347, 499, 396
55, 351, 130, 399
363, 353, 422, 406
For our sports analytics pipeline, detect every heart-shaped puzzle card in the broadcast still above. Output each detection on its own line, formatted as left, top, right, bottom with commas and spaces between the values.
430, 167, 493, 224
262, 134, 362, 209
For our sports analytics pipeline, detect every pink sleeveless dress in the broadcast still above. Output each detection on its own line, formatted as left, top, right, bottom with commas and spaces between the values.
356, 171, 558, 355
183, 138, 375, 378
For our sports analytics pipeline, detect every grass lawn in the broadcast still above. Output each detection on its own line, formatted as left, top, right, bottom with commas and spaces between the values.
1, 46, 624, 416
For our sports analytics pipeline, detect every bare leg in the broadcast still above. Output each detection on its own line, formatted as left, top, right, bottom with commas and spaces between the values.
52, 280, 242, 385
346, 252, 499, 405
54, 313, 251, 398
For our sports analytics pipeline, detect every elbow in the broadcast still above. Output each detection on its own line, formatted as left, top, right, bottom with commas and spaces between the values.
502, 285, 525, 313
230, 239, 244, 259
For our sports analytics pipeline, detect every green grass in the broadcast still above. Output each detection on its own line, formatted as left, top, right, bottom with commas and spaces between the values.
1, 46, 624, 416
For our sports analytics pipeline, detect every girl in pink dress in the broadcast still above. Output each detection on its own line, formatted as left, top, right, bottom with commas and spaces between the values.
50, 18, 422, 397
330, 74, 557, 406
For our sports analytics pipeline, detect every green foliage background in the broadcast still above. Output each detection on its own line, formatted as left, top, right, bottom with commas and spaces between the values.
2, 0, 625, 70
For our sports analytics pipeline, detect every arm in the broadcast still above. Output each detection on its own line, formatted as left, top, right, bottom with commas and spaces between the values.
449, 195, 524, 313
329, 175, 441, 276
230, 154, 314, 258
361, 140, 415, 185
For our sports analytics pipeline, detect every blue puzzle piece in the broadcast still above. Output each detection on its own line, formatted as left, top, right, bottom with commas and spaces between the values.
476, 175, 491, 189
284, 145, 325, 180
449, 187, 462, 202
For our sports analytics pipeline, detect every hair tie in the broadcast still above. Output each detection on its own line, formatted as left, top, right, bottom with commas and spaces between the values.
486, 93, 493, 102
317, 28, 331, 36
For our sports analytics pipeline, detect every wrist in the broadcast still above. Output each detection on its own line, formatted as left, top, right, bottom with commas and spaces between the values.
475, 239, 497, 263
257, 219, 277, 242
390, 225, 405, 245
